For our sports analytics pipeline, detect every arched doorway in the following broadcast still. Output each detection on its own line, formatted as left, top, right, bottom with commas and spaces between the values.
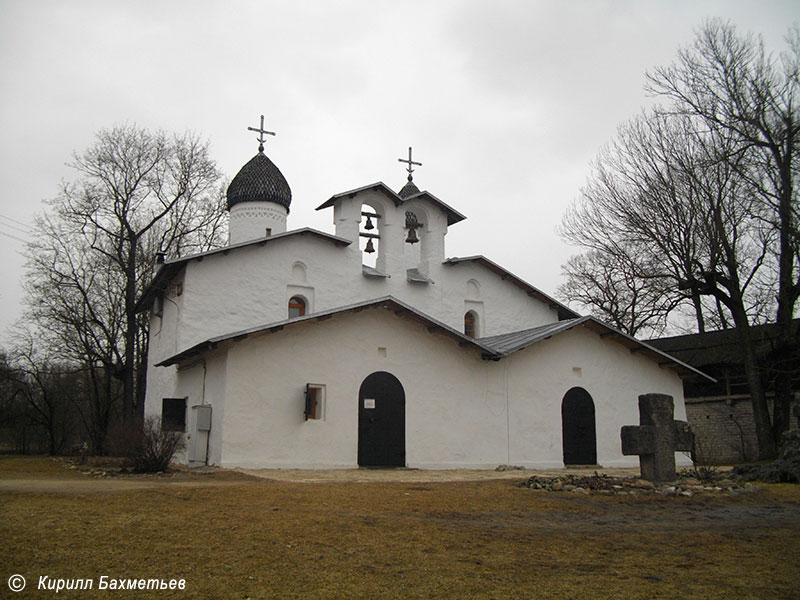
561, 387, 597, 465
358, 371, 405, 467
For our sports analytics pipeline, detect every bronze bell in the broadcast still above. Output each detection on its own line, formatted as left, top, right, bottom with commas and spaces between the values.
365, 238, 375, 253
406, 227, 419, 244
364, 215, 375, 230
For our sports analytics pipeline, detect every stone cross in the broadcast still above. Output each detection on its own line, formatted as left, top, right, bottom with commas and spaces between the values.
621, 394, 693, 482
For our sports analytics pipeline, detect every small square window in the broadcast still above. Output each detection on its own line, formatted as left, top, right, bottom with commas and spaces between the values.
304, 384, 325, 421
162, 398, 187, 432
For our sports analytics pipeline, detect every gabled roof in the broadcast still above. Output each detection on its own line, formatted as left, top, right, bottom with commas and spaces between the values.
479, 316, 714, 380
316, 182, 402, 210
443, 255, 579, 321
316, 181, 466, 226
401, 189, 466, 226
647, 319, 800, 369
155, 296, 495, 367
135, 228, 351, 312
479, 319, 588, 355
154, 295, 711, 380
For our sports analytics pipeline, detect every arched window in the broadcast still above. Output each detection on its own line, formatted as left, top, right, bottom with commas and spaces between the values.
288, 296, 306, 318
464, 311, 476, 338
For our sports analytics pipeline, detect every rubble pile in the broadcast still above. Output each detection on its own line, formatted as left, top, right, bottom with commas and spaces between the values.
520, 471, 760, 496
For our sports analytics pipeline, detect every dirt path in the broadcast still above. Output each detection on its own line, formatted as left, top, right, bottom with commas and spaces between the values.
0, 464, 645, 492
234, 466, 642, 483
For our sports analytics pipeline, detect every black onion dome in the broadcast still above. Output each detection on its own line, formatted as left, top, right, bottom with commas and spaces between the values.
226, 152, 292, 212
398, 179, 420, 199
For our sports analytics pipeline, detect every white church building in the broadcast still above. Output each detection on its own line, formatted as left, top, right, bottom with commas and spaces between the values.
139, 124, 703, 470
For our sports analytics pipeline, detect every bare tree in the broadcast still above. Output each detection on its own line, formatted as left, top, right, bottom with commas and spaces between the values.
1, 339, 80, 455
562, 103, 778, 458
561, 20, 799, 457
22, 125, 227, 440
558, 248, 679, 337
647, 20, 800, 442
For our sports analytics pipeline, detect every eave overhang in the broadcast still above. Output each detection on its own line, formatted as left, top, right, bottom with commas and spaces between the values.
316, 182, 466, 226
479, 316, 715, 381
155, 296, 495, 367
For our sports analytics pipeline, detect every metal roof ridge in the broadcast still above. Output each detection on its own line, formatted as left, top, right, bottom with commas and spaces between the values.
316, 182, 401, 210
161, 227, 350, 265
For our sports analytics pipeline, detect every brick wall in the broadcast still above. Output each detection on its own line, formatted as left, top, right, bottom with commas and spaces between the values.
686, 396, 800, 465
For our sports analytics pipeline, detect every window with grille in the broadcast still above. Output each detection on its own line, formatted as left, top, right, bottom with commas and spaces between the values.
464, 311, 477, 338
288, 296, 306, 318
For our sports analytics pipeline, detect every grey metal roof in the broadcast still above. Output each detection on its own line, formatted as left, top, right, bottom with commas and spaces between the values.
479, 318, 590, 355
400, 189, 466, 225
443, 255, 579, 321
316, 182, 402, 210
647, 319, 800, 368
154, 293, 710, 381
316, 181, 466, 226
155, 296, 494, 367
227, 151, 292, 211
478, 316, 713, 380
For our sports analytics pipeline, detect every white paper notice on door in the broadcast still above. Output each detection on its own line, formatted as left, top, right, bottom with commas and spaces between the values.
363, 398, 376, 409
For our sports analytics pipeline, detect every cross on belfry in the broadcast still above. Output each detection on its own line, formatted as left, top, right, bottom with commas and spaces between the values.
247, 115, 276, 153
398, 146, 422, 181
621, 394, 694, 482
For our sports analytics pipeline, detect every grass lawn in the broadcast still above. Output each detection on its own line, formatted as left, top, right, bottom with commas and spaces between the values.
1, 456, 799, 599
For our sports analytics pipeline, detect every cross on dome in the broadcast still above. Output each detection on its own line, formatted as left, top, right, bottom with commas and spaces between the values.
398, 146, 422, 182
247, 114, 276, 153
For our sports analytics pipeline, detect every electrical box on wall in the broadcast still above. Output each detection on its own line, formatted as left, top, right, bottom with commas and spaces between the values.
193, 405, 212, 431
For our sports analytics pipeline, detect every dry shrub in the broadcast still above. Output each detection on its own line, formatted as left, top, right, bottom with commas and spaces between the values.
126, 416, 186, 473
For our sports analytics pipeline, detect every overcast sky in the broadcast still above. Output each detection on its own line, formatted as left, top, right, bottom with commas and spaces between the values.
0, 0, 796, 343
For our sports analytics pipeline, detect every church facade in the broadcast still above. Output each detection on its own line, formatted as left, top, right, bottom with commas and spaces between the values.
139, 129, 702, 470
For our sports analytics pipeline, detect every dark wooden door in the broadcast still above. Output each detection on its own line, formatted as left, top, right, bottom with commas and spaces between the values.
561, 387, 597, 465
358, 371, 405, 467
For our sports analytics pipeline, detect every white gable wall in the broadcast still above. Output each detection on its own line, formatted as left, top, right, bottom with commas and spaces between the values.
217, 308, 500, 468
504, 326, 688, 468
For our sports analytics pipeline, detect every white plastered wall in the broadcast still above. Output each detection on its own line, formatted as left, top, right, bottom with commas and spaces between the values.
146, 234, 560, 372
166, 307, 689, 470
504, 325, 690, 468
216, 308, 500, 469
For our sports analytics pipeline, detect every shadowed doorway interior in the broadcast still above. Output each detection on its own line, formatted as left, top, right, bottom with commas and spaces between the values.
561, 386, 597, 466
